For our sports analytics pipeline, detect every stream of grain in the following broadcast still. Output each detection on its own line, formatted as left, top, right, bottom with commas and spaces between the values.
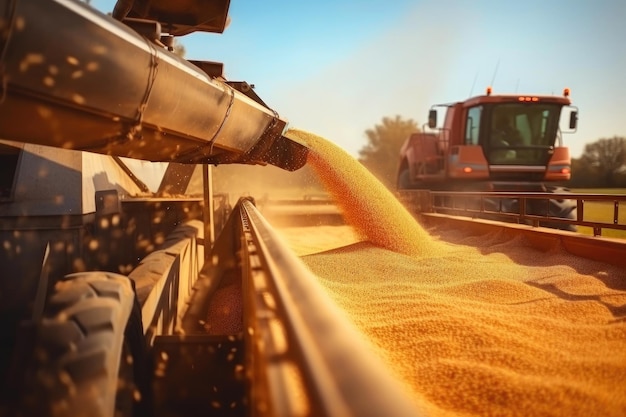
279, 128, 626, 417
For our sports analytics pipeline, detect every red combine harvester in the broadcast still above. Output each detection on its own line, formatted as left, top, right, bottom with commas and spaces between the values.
397, 87, 579, 229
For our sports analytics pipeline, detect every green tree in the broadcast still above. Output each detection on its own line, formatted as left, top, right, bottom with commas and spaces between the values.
577, 136, 626, 187
358, 115, 419, 189
569, 158, 598, 188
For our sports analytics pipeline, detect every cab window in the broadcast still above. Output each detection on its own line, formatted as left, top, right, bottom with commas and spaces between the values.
465, 106, 482, 145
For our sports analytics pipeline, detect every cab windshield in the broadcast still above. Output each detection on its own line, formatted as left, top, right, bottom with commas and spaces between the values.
486, 102, 562, 165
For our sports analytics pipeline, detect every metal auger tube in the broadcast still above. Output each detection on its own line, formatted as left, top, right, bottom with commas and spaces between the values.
0, 0, 307, 170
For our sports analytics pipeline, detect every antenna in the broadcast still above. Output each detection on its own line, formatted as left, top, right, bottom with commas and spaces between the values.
515, 78, 520, 93
490, 58, 500, 88
469, 71, 479, 97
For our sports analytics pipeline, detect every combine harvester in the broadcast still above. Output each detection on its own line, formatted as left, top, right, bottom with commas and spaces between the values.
397, 87, 579, 229
396, 88, 626, 263
0, 1, 420, 416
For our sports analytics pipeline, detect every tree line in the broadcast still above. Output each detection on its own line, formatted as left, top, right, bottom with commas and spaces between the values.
570, 137, 626, 188
358, 115, 626, 190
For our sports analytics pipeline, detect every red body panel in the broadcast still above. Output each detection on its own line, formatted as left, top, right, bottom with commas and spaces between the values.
545, 147, 572, 181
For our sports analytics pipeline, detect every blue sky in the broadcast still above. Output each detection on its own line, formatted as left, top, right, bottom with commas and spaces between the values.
92, 0, 626, 159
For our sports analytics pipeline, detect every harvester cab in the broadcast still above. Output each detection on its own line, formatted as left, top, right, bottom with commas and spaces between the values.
398, 87, 578, 190
397, 87, 579, 230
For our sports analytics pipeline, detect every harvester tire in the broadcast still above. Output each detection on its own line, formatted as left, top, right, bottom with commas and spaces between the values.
535, 186, 578, 231
18, 271, 149, 417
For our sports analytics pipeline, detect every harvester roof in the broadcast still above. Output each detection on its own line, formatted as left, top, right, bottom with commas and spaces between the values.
432, 88, 573, 109
461, 94, 572, 107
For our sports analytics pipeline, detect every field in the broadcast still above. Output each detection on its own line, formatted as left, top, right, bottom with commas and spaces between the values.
571, 188, 626, 239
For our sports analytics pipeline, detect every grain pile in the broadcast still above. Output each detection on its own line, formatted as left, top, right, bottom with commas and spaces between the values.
277, 129, 626, 417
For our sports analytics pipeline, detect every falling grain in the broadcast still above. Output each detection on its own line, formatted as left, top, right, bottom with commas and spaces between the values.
286, 128, 434, 256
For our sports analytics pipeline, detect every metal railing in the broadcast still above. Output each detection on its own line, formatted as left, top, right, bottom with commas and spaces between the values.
129, 220, 202, 345
398, 190, 626, 237
236, 198, 423, 417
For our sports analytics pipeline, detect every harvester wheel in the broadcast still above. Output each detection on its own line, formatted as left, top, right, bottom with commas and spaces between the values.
534, 186, 578, 231
467, 188, 577, 232
18, 271, 150, 417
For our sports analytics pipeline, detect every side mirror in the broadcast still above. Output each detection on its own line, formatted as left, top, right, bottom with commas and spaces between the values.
569, 111, 578, 130
560, 106, 578, 133
428, 109, 437, 129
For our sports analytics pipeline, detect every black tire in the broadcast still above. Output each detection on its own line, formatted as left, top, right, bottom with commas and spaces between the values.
18, 272, 149, 417
532, 186, 578, 231
480, 187, 576, 231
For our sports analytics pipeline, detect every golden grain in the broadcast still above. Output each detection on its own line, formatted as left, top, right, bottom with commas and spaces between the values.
276, 129, 626, 417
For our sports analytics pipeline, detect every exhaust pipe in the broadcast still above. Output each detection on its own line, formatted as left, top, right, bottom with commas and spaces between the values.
0, 0, 307, 171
